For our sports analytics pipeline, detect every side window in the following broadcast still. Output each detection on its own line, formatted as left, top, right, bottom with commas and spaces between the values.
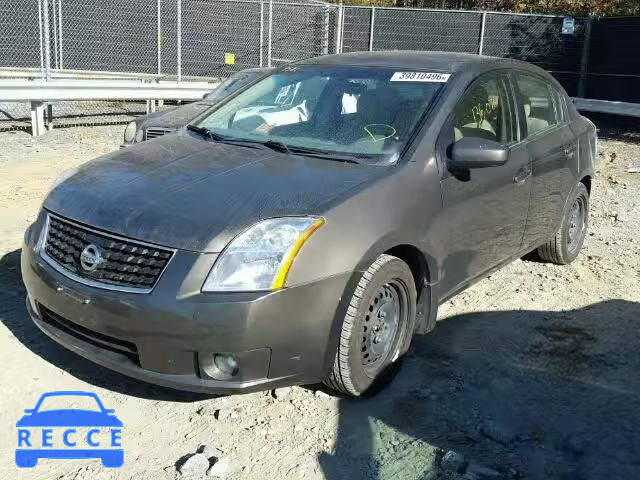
451, 73, 516, 145
515, 74, 558, 137
274, 82, 301, 106
552, 86, 567, 123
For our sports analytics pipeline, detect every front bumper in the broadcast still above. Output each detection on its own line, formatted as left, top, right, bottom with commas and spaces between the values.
21, 223, 350, 394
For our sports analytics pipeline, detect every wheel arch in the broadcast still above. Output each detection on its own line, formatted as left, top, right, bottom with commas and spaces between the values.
383, 244, 438, 335
580, 174, 592, 195
353, 237, 439, 334
320, 239, 440, 376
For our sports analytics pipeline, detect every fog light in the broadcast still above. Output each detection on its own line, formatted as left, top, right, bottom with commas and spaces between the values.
199, 352, 241, 380
197, 348, 270, 382
214, 354, 239, 377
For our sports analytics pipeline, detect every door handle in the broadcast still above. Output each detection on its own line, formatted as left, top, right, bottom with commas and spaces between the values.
513, 167, 531, 185
564, 145, 577, 158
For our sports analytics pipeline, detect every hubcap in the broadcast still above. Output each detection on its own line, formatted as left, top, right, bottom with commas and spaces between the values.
361, 281, 407, 377
567, 197, 586, 252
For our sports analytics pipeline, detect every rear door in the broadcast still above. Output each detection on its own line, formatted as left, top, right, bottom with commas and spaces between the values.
436, 71, 531, 298
513, 72, 577, 250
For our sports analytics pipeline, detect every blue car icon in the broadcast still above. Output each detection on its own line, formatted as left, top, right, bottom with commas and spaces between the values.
16, 391, 123, 468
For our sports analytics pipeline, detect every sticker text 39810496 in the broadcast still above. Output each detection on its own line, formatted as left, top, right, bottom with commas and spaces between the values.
390, 72, 451, 82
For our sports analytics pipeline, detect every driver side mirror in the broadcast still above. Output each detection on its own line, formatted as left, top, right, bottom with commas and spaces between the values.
450, 137, 508, 169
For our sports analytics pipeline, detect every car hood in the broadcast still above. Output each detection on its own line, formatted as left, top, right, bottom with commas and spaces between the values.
44, 133, 385, 252
138, 102, 214, 130
16, 410, 123, 427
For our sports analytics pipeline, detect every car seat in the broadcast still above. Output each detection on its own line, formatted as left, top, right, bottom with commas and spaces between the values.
523, 101, 549, 134
454, 84, 497, 142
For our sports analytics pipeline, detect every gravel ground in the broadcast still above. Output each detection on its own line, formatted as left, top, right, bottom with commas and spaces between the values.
1, 120, 639, 480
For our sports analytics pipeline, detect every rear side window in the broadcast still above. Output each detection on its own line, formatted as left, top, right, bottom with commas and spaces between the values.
552, 86, 568, 123
450, 72, 517, 145
514, 73, 558, 137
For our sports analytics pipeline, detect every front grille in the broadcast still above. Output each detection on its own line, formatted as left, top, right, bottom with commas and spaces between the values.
43, 214, 173, 291
145, 127, 174, 140
38, 304, 139, 364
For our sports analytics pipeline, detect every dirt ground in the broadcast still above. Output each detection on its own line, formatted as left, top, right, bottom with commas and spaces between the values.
1, 119, 639, 480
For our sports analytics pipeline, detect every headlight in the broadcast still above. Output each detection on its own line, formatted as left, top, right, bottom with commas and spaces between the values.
123, 121, 137, 143
202, 217, 324, 292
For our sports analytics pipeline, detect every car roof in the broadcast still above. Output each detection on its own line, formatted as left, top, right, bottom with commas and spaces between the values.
236, 67, 275, 74
297, 50, 542, 76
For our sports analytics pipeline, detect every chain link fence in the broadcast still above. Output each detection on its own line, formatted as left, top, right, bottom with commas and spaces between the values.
587, 16, 640, 103
58, 0, 158, 73
0, 0, 43, 71
1, 0, 638, 131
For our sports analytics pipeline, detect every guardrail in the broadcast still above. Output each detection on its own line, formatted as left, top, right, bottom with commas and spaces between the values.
572, 98, 640, 118
0, 78, 217, 135
0, 67, 217, 82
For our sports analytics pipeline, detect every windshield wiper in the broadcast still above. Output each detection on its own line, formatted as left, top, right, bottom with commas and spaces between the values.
252, 141, 361, 164
186, 127, 361, 164
286, 146, 363, 164
261, 140, 292, 154
186, 124, 227, 141
186, 125, 267, 150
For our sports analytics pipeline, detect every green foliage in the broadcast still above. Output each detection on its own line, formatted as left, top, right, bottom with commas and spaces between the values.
504, 0, 640, 16
330, 0, 640, 16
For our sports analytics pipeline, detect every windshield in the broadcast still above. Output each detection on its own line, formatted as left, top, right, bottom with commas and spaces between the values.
204, 71, 264, 102
195, 65, 445, 164
36, 395, 102, 412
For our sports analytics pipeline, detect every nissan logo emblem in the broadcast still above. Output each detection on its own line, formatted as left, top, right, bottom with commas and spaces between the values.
79, 244, 103, 272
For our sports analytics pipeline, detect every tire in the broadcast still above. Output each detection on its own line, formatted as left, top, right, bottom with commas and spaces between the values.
537, 183, 589, 265
324, 254, 417, 396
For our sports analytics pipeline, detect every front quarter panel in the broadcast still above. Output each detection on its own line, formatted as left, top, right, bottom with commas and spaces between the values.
286, 156, 442, 287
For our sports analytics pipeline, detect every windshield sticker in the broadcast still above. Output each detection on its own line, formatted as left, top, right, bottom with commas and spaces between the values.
390, 72, 451, 82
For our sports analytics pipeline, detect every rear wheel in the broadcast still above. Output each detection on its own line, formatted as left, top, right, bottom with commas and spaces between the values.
538, 183, 589, 265
324, 254, 416, 396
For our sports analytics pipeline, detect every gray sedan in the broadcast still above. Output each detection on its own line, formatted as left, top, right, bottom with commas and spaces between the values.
120, 67, 272, 147
22, 51, 596, 396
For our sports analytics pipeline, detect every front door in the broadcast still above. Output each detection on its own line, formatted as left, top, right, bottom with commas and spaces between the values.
436, 71, 531, 298
512, 72, 577, 249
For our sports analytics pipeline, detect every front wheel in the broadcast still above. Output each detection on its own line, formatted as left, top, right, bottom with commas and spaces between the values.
537, 182, 589, 265
324, 254, 417, 396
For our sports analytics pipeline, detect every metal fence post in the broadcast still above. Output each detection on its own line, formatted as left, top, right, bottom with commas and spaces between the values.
38, 0, 45, 78
157, 0, 162, 74
368, 7, 375, 51
478, 12, 487, 55
267, 0, 273, 67
177, 0, 182, 82
52, 0, 58, 69
334, 4, 343, 54
57, 0, 63, 68
578, 17, 593, 99
43, 0, 51, 80
322, 5, 330, 55
259, 0, 264, 67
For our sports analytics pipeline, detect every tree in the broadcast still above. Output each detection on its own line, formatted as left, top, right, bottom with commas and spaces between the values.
359, 0, 640, 16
